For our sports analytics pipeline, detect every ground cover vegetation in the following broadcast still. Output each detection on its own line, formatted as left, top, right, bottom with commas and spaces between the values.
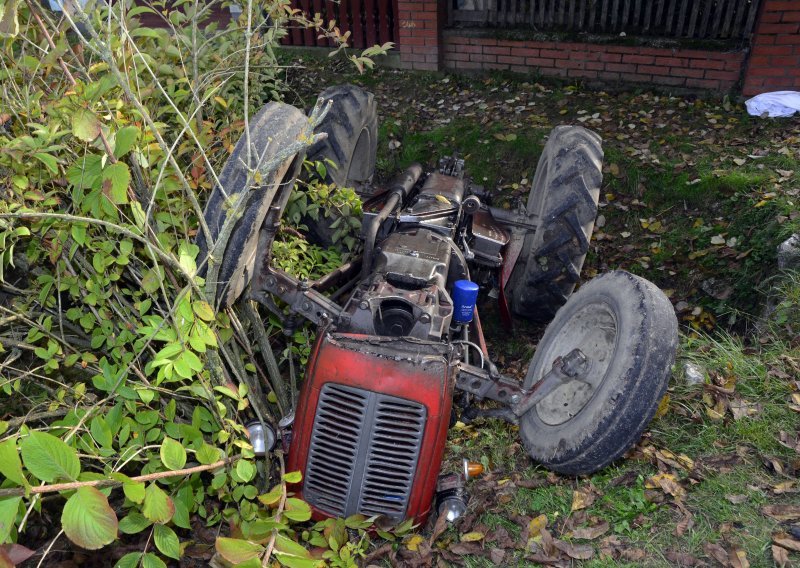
1, 0, 799, 564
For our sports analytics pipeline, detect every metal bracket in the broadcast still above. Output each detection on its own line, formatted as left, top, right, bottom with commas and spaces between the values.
251, 266, 343, 327
455, 349, 590, 418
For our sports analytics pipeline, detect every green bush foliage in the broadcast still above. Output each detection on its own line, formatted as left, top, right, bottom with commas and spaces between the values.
0, 0, 389, 565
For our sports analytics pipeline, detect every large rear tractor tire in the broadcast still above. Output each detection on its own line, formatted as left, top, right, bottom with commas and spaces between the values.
518, 270, 678, 475
196, 103, 307, 308
508, 125, 603, 322
303, 84, 378, 246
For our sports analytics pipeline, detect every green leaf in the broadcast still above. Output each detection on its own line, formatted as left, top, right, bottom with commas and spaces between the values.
142, 483, 174, 524
0, 439, 26, 486
141, 552, 167, 568
0, 497, 21, 543
20, 431, 80, 482
274, 533, 312, 559
61, 487, 118, 550
283, 471, 302, 484
123, 481, 145, 504
72, 108, 101, 142
114, 552, 142, 568
114, 126, 140, 158
160, 437, 186, 471
102, 162, 130, 205
283, 498, 312, 522
153, 524, 180, 560
258, 485, 282, 506
118, 511, 152, 535
33, 152, 59, 174
192, 301, 215, 322
196, 443, 220, 465
90, 416, 113, 449
215, 537, 264, 565
0, 0, 20, 38
236, 459, 255, 483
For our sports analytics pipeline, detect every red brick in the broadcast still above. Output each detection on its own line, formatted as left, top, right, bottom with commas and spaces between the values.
769, 55, 800, 66
782, 11, 800, 22
586, 61, 605, 70
413, 10, 436, 20
459, 45, 483, 54
606, 46, 639, 54
760, 23, 800, 34
748, 55, 771, 67
776, 35, 800, 44
689, 58, 725, 70
652, 56, 684, 67
596, 71, 621, 81
540, 49, 569, 60
454, 60, 482, 70
760, 11, 784, 23
412, 46, 438, 55
510, 65, 530, 73
599, 52, 622, 63
445, 52, 469, 62
568, 69, 598, 79
764, 1, 799, 10
470, 53, 497, 63
498, 55, 523, 64
746, 66, 787, 77
562, 59, 585, 69
485, 46, 511, 56
525, 57, 555, 67
752, 44, 794, 56
638, 65, 671, 76
638, 47, 674, 56
725, 59, 744, 71
402, 37, 427, 46
447, 36, 470, 45
485, 63, 510, 71
538, 67, 568, 77
475, 38, 498, 46
685, 78, 720, 89
605, 62, 637, 73
509, 47, 540, 57
652, 76, 686, 87
670, 67, 705, 78
622, 54, 655, 64
705, 69, 740, 81
788, 67, 800, 77
620, 72, 653, 82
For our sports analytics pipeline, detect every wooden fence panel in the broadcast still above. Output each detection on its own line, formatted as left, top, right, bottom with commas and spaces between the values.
281, 0, 396, 49
449, 0, 762, 42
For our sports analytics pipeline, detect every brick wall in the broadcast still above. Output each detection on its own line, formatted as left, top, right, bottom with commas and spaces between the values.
397, 0, 442, 71
742, 1, 800, 96
442, 33, 746, 92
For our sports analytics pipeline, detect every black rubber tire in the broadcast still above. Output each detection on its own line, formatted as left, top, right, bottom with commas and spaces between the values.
518, 270, 678, 476
508, 125, 603, 322
303, 84, 378, 245
196, 102, 307, 308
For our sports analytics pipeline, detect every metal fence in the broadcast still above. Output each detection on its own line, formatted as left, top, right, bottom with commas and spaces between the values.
449, 0, 762, 41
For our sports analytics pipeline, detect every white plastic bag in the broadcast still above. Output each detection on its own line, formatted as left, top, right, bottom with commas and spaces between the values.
745, 91, 800, 118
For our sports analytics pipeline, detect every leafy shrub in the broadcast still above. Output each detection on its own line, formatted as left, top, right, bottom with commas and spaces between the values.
0, 0, 389, 565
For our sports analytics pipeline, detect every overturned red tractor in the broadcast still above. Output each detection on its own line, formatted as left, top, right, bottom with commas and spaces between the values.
198, 85, 678, 526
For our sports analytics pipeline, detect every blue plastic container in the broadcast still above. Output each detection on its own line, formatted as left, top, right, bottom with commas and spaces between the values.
452, 280, 479, 324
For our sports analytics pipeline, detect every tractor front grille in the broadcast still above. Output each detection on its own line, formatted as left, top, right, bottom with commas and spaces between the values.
304, 383, 426, 522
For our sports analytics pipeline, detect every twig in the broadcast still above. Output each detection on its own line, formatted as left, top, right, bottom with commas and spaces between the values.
0, 456, 240, 498
261, 451, 287, 567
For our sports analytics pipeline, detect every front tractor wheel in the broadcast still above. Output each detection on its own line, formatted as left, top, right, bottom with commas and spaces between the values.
518, 270, 678, 476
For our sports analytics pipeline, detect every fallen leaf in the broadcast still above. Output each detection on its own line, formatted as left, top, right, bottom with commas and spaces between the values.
773, 533, 800, 552
763, 505, 800, 521
772, 545, 790, 567
405, 534, 425, 551
570, 521, 609, 540
728, 546, 749, 568
554, 539, 594, 560
460, 531, 484, 542
489, 548, 505, 565
571, 487, 596, 512
703, 542, 728, 565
